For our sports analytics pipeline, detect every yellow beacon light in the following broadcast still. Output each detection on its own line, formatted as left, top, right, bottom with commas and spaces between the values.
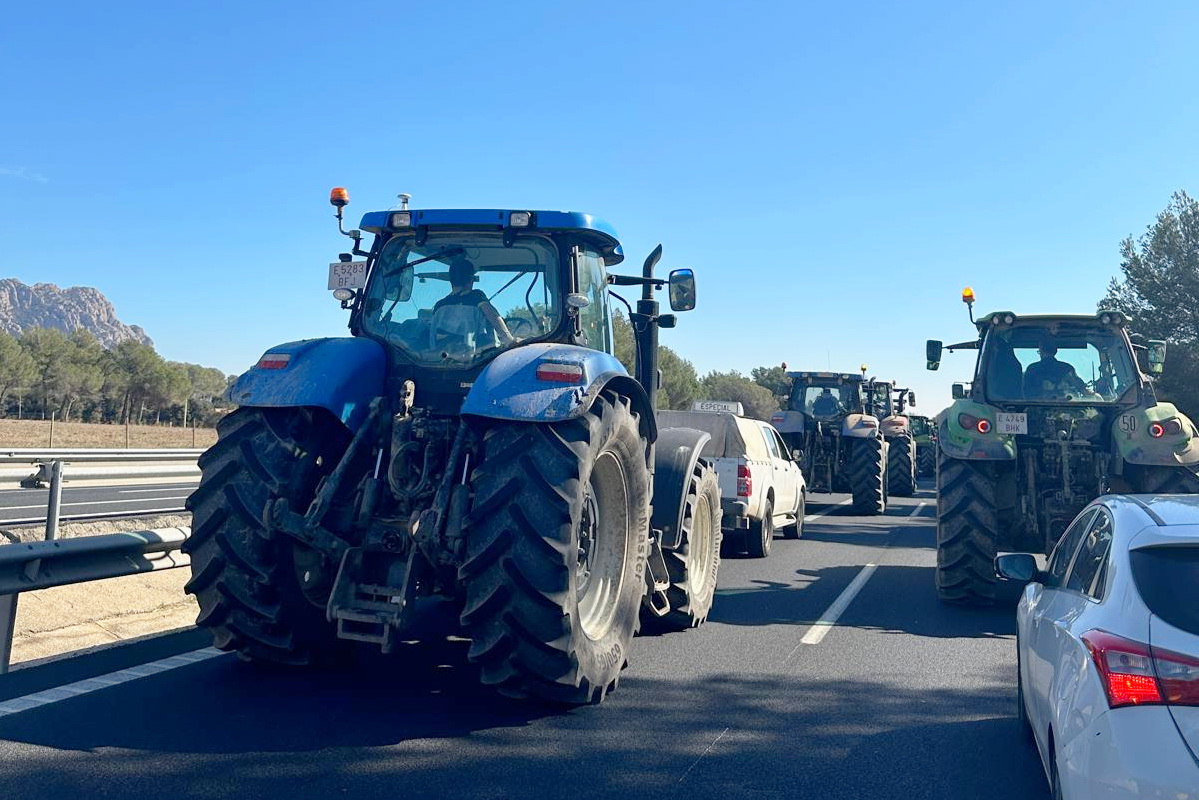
962, 287, 976, 305
329, 187, 350, 208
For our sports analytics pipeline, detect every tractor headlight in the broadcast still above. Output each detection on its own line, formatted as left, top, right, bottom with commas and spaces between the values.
390, 211, 412, 228
509, 211, 532, 227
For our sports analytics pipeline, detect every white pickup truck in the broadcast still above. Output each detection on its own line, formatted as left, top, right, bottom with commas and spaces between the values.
658, 406, 806, 558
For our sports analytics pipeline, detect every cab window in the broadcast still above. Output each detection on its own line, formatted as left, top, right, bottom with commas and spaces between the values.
576, 247, 612, 353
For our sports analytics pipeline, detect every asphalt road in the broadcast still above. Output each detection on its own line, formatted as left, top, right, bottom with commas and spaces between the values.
0, 485, 1048, 800
0, 482, 196, 526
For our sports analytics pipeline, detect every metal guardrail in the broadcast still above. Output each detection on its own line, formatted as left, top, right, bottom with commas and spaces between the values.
0, 450, 201, 536
0, 527, 191, 673
0, 449, 205, 464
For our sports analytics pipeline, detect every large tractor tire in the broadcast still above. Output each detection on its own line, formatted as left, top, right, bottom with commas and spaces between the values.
849, 437, 886, 515
887, 436, 917, 497
936, 454, 999, 605
651, 460, 723, 630
459, 391, 649, 704
183, 407, 352, 665
917, 445, 936, 479
1133, 464, 1199, 494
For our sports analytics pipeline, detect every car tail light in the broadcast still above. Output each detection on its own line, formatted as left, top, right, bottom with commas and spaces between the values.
1154, 646, 1199, 706
1150, 422, 1166, 438
737, 463, 752, 498
1083, 631, 1163, 707
1083, 630, 1199, 708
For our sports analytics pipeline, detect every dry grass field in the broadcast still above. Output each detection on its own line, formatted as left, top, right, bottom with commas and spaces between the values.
0, 419, 218, 449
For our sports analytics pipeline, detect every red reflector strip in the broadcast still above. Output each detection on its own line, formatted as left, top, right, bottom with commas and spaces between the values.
535, 363, 584, 383
257, 353, 291, 370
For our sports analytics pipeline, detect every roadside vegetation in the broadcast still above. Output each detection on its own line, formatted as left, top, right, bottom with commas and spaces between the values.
0, 331, 229, 427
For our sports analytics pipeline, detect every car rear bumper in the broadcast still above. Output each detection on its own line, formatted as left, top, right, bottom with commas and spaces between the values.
721, 499, 749, 529
1060, 706, 1198, 799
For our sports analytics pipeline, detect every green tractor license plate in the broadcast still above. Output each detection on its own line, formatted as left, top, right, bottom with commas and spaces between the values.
996, 412, 1027, 435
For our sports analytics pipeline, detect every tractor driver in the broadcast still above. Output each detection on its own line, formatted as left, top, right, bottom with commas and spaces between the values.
811, 388, 843, 417
430, 257, 516, 352
1023, 342, 1083, 398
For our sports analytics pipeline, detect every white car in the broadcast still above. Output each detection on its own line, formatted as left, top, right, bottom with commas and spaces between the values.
658, 407, 805, 558
997, 494, 1199, 799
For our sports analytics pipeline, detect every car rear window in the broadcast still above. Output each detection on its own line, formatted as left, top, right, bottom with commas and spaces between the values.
1131, 546, 1199, 635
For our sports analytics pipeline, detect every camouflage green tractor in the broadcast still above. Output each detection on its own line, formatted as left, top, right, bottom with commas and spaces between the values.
867, 380, 918, 498
771, 368, 888, 515
907, 414, 937, 478
927, 290, 1199, 604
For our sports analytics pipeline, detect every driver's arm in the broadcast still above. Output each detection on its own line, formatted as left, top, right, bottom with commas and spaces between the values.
480, 301, 516, 344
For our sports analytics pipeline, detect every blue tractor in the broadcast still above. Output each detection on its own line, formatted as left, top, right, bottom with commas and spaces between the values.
183, 191, 722, 703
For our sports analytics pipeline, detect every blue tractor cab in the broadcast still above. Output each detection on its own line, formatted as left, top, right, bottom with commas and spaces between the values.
185, 190, 721, 705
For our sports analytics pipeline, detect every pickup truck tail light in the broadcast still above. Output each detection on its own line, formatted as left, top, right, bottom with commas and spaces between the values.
736, 464, 752, 498
1083, 629, 1199, 708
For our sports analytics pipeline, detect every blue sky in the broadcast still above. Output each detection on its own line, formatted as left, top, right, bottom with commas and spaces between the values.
2, 1, 1196, 413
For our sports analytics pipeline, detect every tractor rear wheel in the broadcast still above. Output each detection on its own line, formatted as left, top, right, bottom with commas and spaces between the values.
459, 391, 649, 704
1133, 465, 1199, 494
887, 436, 917, 497
652, 460, 722, 630
936, 454, 999, 605
183, 407, 351, 665
917, 445, 936, 478
849, 437, 886, 515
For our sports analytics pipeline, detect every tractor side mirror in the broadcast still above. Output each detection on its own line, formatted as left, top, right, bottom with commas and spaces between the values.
668, 269, 696, 312
1147, 340, 1167, 374
926, 339, 943, 371
951, 383, 966, 400
908, 391, 916, 407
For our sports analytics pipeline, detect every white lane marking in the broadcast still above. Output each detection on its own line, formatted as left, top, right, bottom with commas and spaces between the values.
678, 726, 731, 784
0, 496, 190, 512
908, 501, 928, 517
0, 648, 225, 718
795, 563, 879, 648
117, 486, 197, 494
803, 498, 852, 523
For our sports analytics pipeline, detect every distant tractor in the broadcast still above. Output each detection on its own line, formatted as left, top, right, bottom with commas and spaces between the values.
867, 379, 918, 499
183, 191, 723, 704
772, 368, 887, 514
927, 288, 1199, 604
907, 414, 937, 478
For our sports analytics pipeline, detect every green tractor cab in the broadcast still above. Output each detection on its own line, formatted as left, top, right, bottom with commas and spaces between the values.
926, 292, 1199, 604
771, 367, 888, 514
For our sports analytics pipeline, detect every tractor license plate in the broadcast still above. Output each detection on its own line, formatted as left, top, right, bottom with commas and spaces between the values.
996, 412, 1027, 435
328, 261, 368, 290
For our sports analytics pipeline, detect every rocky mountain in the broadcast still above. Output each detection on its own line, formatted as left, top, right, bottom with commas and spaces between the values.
0, 278, 153, 348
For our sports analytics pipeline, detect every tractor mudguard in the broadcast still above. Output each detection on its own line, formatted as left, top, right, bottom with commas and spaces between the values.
937, 399, 1016, 461
225, 338, 385, 432
770, 410, 805, 434
1113, 402, 1199, 467
651, 426, 712, 551
461, 342, 656, 441
841, 413, 881, 439
880, 416, 910, 439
